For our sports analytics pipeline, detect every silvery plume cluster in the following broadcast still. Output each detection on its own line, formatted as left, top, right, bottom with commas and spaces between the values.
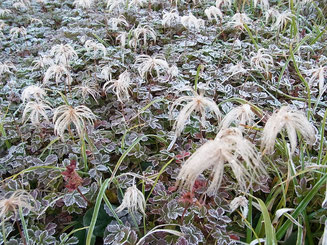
171, 100, 316, 193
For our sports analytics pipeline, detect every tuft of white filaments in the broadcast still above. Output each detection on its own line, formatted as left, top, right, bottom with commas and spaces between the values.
176, 128, 266, 193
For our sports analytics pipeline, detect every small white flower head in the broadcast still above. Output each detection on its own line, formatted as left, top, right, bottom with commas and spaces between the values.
116, 31, 128, 48
228, 13, 251, 30
220, 104, 256, 130
107, 0, 125, 12
272, 10, 294, 32
181, 13, 205, 31
168, 65, 179, 78
103, 70, 132, 103
116, 184, 146, 215
43, 64, 72, 86
225, 62, 247, 78
29, 18, 43, 26
21, 85, 47, 103
13, 0, 31, 10
108, 15, 129, 30
250, 48, 274, 75
168, 89, 221, 150
261, 106, 316, 155
0, 190, 35, 220
230, 196, 249, 217
205, 6, 223, 23
265, 7, 279, 24
216, 0, 232, 8
9, 26, 27, 40
135, 54, 169, 79
0, 62, 15, 77
49, 44, 78, 66
176, 128, 265, 193
73, 0, 93, 8
132, 24, 157, 48
0, 8, 11, 17
253, 0, 269, 10
53, 105, 97, 140
84, 40, 107, 58
162, 9, 180, 28
305, 65, 327, 95
22, 101, 51, 125
128, 0, 147, 9
74, 80, 100, 103
100, 65, 114, 81
0, 20, 6, 31
32, 55, 54, 70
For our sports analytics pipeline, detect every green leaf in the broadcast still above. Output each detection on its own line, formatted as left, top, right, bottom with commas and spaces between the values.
83, 204, 113, 237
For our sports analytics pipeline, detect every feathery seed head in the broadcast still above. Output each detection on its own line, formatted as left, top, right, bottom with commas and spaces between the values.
205, 6, 223, 22
132, 24, 157, 48
0, 62, 15, 77
162, 9, 180, 27
9, 26, 27, 39
21, 85, 47, 103
108, 15, 129, 30
305, 65, 327, 95
22, 101, 51, 125
230, 196, 249, 217
49, 44, 78, 66
135, 54, 169, 79
43, 64, 72, 86
168, 89, 221, 150
0, 190, 35, 220
74, 80, 100, 103
53, 105, 97, 141
176, 127, 265, 193
116, 185, 146, 215
73, 0, 94, 8
181, 13, 205, 31
261, 106, 316, 155
250, 48, 274, 75
84, 40, 107, 58
220, 104, 256, 130
228, 13, 251, 30
103, 70, 132, 103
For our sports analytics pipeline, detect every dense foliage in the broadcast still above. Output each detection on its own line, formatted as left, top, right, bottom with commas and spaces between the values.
1, 0, 327, 244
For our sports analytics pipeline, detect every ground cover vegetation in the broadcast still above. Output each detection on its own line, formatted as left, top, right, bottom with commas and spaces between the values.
0, 0, 327, 244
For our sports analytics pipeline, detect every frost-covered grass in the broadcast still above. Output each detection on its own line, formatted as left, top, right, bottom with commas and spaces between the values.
0, 0, 327, 244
